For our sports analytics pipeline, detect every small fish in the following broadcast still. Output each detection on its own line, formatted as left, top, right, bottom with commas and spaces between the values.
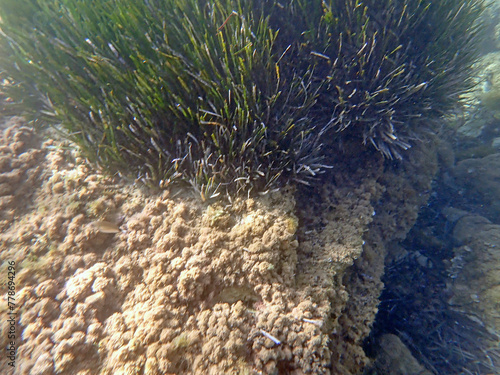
89, 220, 122, 234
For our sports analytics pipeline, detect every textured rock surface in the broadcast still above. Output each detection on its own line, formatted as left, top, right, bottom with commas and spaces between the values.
0, 116, 436, 374
370, 334, 432, 375
0, 118, 377, 374
329, 143, 438, 374
0, 117, 47, 232
452, 153, 500, 220
456, 50, 500, 152
448, 213, 500, 334
369, 334, 433, 375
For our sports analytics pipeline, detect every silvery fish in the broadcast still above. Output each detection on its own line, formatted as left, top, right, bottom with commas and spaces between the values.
89, 220, 123, 234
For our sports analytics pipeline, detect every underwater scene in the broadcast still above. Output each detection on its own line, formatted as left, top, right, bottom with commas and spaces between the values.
0, 0, 499, 374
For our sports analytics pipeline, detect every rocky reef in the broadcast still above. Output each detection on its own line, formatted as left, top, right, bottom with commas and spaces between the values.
0, 114, 440, 374
0, 0, 493, 374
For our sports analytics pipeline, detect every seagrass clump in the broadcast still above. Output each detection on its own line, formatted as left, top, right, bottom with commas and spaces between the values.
0, 0, 485, 198
264, 0, 485, 158
0, 0, 324, 198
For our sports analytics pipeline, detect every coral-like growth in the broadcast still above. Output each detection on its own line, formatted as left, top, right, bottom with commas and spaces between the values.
0, 117, 389, 374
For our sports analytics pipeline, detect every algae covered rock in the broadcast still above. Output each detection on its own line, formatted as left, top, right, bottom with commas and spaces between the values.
0, 118, 378, 373
448, 213, 500, 334
369, 334, 433, 375
0, 115, 429, 374
452, 153, 500, 220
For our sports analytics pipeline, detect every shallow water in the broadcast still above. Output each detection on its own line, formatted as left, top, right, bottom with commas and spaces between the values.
1, 1, 499, 374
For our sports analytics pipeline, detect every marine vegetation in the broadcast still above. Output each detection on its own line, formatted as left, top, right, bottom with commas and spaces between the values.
369, 230, 500, 374
263, 0, 486, 158
0, 0, 485, 197
0, 0, 324, 199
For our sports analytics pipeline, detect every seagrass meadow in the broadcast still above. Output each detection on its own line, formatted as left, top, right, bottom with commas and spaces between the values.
0, 0, 485, 198
0, 1, 496, 374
